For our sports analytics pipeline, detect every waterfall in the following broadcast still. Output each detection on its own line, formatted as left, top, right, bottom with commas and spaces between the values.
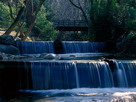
62, 41, 106, 53
73, 62, 80, 88
19, 61, 114, 90
113, 61, 136, 88
16, 41, 54, 54
13, 41, 136, 90
16, 41, 106, 54
1, 59, 136, 91
18, 60, 136, 90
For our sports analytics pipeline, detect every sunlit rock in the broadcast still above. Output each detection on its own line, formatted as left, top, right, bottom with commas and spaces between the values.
40, 53, 60, 59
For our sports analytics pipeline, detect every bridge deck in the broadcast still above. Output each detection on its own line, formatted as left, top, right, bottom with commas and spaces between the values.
53, 20, 88, 31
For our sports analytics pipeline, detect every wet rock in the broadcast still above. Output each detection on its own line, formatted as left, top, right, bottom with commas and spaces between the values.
40, 53, 60, 59
0, 53, 11, 60
0, 44, 20, 55
0, 35, 16, 45
69, 54, 76, 58
22, 54, 41, 58
100, 57, 116, 72
53, 39, 64, 54
13, 55, 30, 60
0, 35, 20, 55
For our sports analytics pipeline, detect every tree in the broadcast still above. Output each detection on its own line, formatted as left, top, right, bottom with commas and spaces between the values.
22, 0, 46, 40
35, 5, 58, 41
89, 0, 136, 42
68, 0, 90, 25
2, 0, 46, 41
0, 1, 12, 29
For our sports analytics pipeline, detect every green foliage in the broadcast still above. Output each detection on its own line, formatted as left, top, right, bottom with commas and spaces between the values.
0, 2, 12, 28
35, 6, 58, 41
89, 0, 136, 42
117, 32, 136, 54
0, 1, 57, 41
0, 1, 24, 29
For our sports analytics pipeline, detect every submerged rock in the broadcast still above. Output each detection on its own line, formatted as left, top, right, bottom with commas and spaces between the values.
40, 53, 60, 59
13, 55, 31, 60
0, 53, 13, 60
69, 54, 76, 58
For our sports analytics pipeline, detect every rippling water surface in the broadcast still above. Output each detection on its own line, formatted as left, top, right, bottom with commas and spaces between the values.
1, 88, 136, 102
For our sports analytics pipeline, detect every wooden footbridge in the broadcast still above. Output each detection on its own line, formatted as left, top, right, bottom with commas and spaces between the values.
52, 20, 88, 31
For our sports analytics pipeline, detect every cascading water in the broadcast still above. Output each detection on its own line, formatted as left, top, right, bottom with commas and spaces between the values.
17, 60, 136, 90
113, 61, 128, 87
19, 61, 114, 90
1, 41, 136, 102
73, 62, 80, 88
16, 41, 106, 54
16, 41, 54, 54
113, 60, 136, 88
15, 41, 136, 89
62, 41, 106, 53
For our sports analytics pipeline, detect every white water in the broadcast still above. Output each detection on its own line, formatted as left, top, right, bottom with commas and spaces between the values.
20, 88, 136, 102
16, 41, 54, 54
73, 62, 80, 88
16, 41, 106, 54
7, 41, 136, 101
20, 61, 114, 90
62, 41, 106, 53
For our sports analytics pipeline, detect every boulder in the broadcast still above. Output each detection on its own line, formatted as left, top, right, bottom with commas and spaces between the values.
0, 44, 20, 55
0, 53, 13, 60
0, 35, 16, 45
0, 35, 20, 55
53, 39, 64, 54
40, 53, 60, 59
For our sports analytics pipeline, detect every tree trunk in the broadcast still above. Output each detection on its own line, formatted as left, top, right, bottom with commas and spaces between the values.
14, 23, 24, 39
22, 0, 45, 41
4, 0, 28, 35
26, 0, 34, 27
4, 7, 25, 35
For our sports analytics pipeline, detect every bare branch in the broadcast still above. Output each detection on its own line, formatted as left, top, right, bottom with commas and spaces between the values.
68, 0, 89, 25
23, 0, 46, 40
4, 6, 26, 35
4, 0, 28, 35
69, 0, 81, 9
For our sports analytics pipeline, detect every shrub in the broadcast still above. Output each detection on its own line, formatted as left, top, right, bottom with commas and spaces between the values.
35, 6, 58, 41
89, 0, 136, 42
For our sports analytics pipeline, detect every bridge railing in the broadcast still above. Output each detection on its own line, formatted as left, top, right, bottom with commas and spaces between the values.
52, 20, 88, 27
